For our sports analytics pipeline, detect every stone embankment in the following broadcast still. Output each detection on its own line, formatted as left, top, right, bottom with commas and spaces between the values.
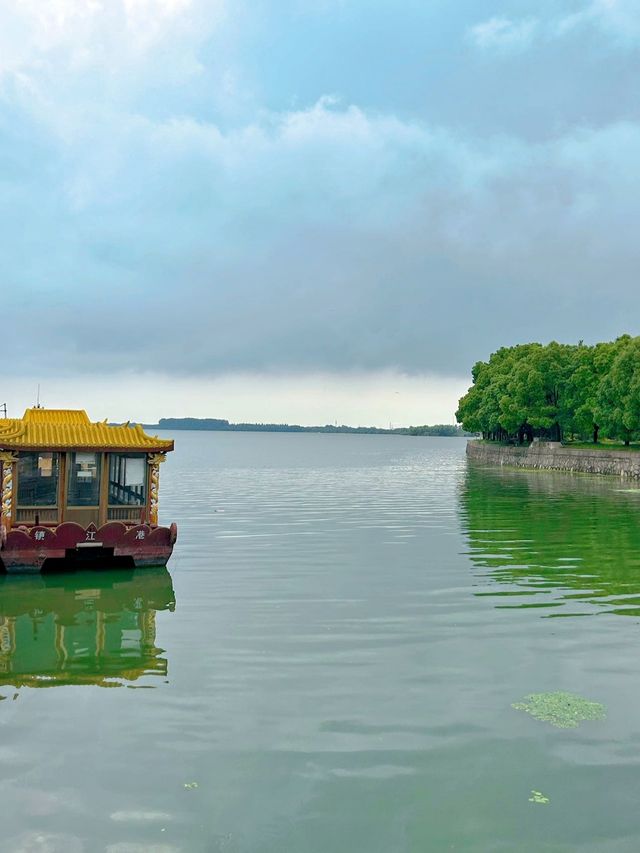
467, 440, 640, 478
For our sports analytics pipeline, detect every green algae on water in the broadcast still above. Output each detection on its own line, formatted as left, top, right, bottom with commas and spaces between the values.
529, 790, 550, 804
512, 691, 606, 728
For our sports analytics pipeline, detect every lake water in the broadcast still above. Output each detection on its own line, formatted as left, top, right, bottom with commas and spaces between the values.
2, 433, 640, 852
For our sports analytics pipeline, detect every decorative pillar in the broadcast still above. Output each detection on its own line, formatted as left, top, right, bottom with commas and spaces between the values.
0, 451, 18, 532
147, 453, 166, 526
140, 610, 157, 649
0, 616, 15, 675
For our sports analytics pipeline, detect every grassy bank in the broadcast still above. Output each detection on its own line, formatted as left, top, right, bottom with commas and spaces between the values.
562, 441, 640, 452
475, 439, 640, 452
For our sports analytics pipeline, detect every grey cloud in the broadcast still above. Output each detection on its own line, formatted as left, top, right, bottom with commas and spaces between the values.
1, 3, 639, 382
5, 114, 640, 380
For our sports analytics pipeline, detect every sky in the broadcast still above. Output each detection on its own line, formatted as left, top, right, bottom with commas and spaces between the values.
0, 0, 638, 425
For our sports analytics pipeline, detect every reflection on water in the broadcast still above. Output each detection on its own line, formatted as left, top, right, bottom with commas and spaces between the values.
460, 464, 640, 617
0, 568, 175, 687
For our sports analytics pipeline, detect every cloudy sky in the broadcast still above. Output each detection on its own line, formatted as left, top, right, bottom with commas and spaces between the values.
1, 0, 637, 425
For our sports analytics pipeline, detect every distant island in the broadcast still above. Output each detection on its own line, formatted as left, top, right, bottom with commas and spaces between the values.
142, 418, 468, 437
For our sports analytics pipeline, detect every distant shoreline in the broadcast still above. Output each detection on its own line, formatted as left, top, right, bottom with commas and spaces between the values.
141, 417, 470, 437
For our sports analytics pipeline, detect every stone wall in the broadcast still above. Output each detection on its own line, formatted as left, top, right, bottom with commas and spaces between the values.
466, 440, 640, 478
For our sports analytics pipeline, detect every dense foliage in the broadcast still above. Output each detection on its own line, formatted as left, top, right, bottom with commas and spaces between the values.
456, 335, 640, 445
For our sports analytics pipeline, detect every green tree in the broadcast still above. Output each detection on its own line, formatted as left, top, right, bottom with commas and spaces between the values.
456, 360, 497, 437
561, 341, 618, 443
597, 337, 640, 445
456, 337, 631, 445
492, 342, 574, 441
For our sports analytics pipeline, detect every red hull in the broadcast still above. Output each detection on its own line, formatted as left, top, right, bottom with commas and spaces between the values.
0, 521, 177, 573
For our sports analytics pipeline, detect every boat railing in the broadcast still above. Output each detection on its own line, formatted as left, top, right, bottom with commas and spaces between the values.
16, 507, 59, 525
107, 506, 145, 523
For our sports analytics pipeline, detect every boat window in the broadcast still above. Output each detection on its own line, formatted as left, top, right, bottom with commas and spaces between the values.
17, 452, 59, 506
108, 453, 146, 506
67, 452, 101, 506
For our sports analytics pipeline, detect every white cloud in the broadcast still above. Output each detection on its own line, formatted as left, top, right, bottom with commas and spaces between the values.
557, 0, 640, 43
468, 16, 538, 53
0, 0, 225, 79
470, 0, 640, 54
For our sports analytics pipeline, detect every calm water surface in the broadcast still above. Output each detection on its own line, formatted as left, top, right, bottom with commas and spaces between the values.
2, 433, 640, 852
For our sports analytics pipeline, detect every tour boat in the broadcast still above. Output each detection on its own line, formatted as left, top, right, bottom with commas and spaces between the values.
0, 408, 176, 573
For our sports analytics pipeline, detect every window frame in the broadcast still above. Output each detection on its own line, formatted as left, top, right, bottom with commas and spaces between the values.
66, 451, 102, 508
107, 452, 148, 508
16, 451, 61, 509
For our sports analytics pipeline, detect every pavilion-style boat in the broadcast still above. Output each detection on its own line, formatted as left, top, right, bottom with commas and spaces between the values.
0, 408, 176, 573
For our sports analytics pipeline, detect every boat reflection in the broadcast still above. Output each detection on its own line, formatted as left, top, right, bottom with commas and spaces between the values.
460, 463, 640, 617
0, 567, 175, 687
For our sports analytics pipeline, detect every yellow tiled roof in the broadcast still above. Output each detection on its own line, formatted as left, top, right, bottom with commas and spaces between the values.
0, 409, 173, 452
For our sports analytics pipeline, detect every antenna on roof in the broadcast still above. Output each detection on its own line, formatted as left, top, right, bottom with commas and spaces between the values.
0, 403, 6, 418
35, 384, 42, 409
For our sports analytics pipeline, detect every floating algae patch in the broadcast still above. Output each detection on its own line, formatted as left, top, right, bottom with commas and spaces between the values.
529, 790, 550, 804
512, 691, 606, 729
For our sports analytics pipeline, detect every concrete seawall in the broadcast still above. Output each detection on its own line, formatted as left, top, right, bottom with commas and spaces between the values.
466, 440, 640, 478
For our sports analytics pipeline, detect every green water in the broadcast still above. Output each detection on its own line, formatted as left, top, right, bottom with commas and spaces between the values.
2, 433, 640, 852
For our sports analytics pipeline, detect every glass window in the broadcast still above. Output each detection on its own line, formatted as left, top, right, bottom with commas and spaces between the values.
67, 452, 101, 506
108, 454, 147, 506
17, 452, 59, 506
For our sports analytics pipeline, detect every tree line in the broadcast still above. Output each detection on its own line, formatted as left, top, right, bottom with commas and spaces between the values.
146, 418, 467, 437
456, 336, 640, 445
